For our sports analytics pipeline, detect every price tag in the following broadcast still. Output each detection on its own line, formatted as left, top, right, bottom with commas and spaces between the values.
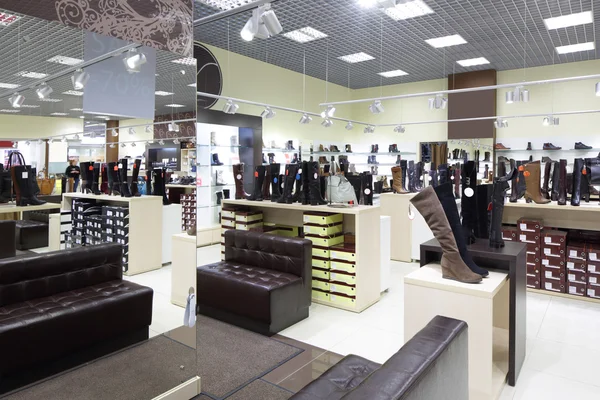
570, 250, 577, 258
520, 223, 527, 231
21, 171, 28, 179
569, 274, 575, 281
567, 262, 574, 269
545, 271, 553, 278
544, 237, 552, 244
544, 248, 551, 255
542, 259, 549, 266
590, 253, 598, 261
520, 234, 526, 242
588, 289, 596, 297
590, 265, 596, 273
569, 286, 577, 294
591, 277, 598, 284
545, 282, 553, 290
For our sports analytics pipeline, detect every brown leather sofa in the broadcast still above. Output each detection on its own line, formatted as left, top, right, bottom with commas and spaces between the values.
15, 210, 55, 250
0, 243, 153, 393
197, 230, 312, 336
0, 220, 16, 259
290, 316, 468, 400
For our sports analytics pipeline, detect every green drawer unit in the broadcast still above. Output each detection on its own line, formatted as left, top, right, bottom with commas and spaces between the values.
330, 260, 356, 274
312, 256, 331, 270
303, 212, 343, 226
221, 217, 236, 228
312, 267, 330, 280
329, 271, 356, 286
330, 282, 356, 297
330, 244, 356, 263
312, 246, 330, 259
305, 233, 344, 248
304, 222, 343, 237
312, 288, 330, 302
235, 211, 263, 223
330, 293, 356, 307
312, 278, 330, 291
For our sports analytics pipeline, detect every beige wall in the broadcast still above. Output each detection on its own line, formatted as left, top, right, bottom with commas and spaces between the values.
0, 115, 83, 139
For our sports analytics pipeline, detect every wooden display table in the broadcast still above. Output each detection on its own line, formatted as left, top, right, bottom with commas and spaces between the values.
504, 199, 600, 230
420, 238, 526, 387
404, 263, 510, 400
221, 199, 381, 312
62, 193, 163, 276
0, 202, 61, 219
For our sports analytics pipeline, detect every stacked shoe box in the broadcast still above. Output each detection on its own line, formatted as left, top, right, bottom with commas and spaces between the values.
565, 242, 587, 297
71, 199, 96, 246
517, 219, 543, 290
221, 205, 238, 260
541, 230, 568, 294
84, 215, 104, 246
235, 211, 264, 232
180, 193, 196, 232
501, 226, 519, 243
303, 212, 345, 306
101, 206, 130, 272
587, 246, 600, 299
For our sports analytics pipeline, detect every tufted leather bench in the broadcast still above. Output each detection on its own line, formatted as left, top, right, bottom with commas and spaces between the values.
0, 243, 153, 393
197, 230, 312, 336
15, 219, 48, 250
0, 220, 15, 259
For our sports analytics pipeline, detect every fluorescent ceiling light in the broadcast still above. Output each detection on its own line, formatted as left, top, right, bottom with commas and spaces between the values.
299, 113, 312, 124
19, 104, 39, 108
70, 108, 83, 111
556, 42, 595, 54
0, 83, 19, 89
155, 91, 174, 96
338, 52, 375, 63
37, 98, 62, 102
544, 11, 593, 30
457, 57, 490, 67
187, 83, 196, 87
63, 90, 84, 96
425, 34, 467, 48
171, 58, 196, 65
16, 71, 48, 79
46, 55, 84, 66
50, 112, 69, 116
0, 109, 20, 113
198, 0, 255, 11
378, 69, 409, 78
0, 12, 21, 26
283, 26, 328, 43
165, 104, 185, 108
384, 0, 434, 21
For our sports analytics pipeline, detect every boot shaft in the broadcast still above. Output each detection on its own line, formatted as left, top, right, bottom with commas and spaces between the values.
558, 159, 567, 205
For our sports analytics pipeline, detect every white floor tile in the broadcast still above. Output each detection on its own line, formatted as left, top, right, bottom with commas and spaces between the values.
526, 292, 551, 339
149, 292, 186, 335
330, 326, 404, 364
511, 367, 600, 400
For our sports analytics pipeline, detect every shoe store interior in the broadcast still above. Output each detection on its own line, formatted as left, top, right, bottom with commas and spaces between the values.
1, 0, 600, 399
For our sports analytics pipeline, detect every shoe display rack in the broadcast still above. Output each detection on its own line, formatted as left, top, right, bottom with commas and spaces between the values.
61, 193, 163, 276
181, 192, 196, 232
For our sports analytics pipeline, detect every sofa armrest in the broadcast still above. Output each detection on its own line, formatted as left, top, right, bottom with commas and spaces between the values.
341, 316, 468, 400
0, 220, 16, 260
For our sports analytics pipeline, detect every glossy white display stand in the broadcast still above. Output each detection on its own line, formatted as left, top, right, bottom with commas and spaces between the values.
380, 215, 391, 292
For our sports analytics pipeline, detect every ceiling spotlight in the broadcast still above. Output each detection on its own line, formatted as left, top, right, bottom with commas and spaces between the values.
90, 132, 97, 139
321, 118, 333, 128
222, 99, 239, 114
131, 142, 136, 147
596, 82, 600, 96
428, 94, 447, 110
505, 91, 514, 104
121, 142, 127, 148
109, 143, 116, 148
49, 137, 55, 144
320, 105, 336, 118
8, 93, 24, 108
36, 82, 53, 99
506, 86, 530, 104
168, 122, 180, 132
363, 125, 375, 134
12, 142, 17, 148
299, 113, 312, 124
494, 118, 508, 128
123, 48, 147, 73
61, 136, 67, 142
25, 140, 30, 146
261, 106, 276, 119
37, 139, 43, 145
145, 125, 152, 133
543, 116, 559, 126
71, 69, 90, 90
240, 4, 283, 42
345, 121, 354, 130
394, 125, 406, 133
129, 127, 135, 135
148, 139, 154, 144
173, 137, 180, 144
111, 129, 119, 137
369, 100, 385, 114
158, 139, 165, 145
73, 134, 80, 140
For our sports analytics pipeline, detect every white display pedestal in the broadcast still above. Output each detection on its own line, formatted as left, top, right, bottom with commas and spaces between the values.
162, 204, 182, 264
380, 215, 391, 292
171, 233, 197, 307
410, 206, 433, 260
404, 263, 510, 400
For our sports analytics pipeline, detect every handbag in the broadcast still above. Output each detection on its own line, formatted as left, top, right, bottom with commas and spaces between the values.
37, 177, 56, 195
326, 175, 358, 204
1, 151, 26, 202
590, 165, 600, 185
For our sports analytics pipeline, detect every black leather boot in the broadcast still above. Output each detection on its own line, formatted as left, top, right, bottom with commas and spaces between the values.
542, 161, 552, 200
407, 161, 416, 192
550, 161, 560, 201
415, 162, 424, 192
278, 164, 298, 204
489, 167, 517, 248
517, 160, 527, 200
581, 160, 591, 203
572, 158, 584, 206
558, 160, 567, 205
347, 175, 361, 204
268, 153, 275, 164
361, 173, 373, 205
119, 159, 132, 198
291, 164, 303, 202
212, 153, 224, 166
497, 159, 506, 178
429, 169, 438, 187
11, 165, 46, 206
130, 159, 141, 197
438, 164, 449, 185
246, 165, 266, 201
152, 168, 170, 205
80, 162, 91, 193
91, 163, 101, 195
309, 161, 327, 205
301, 161, 310, 205
475, 184, 493, 239
0, 163, 10, 203
107, 162, 120, 195
270, 163, 282, 202
461, 161, 477, 244
400, 160, 408, 191
145, 170, 152, 196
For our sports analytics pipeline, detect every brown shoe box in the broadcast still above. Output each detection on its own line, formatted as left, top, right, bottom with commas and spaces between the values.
567, 243, 588, 260
587, 260, 600, 274
566, 258, 587, 273
527, 274, 541, 289
527, 263, 541, 277
542, 276, 566, 293
567, 269, 587, 283
526, 243, 541, 256
588, 245, 600, 263
541, 255, 565, 269
542, 266, 566, 281
587, 282, 600, 299
567, 281, 587, 297
526, 252, 541, 265
502, 226, 519, 242
542, 245, 566, 258
542, 229, 568, 246
587, 271, 600, 286
519, 231, 541, 245
518, 218, 543, 233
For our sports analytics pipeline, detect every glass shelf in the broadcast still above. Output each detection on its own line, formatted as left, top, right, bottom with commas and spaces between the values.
311, 151, 416, 156
262, 148, 298, 153
197, 164, 237, 167
197, 183, 235, 188
197, 144, 249, 149
496, 148, 600, 152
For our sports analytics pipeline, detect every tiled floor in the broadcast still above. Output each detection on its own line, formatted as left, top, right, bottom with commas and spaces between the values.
121, 244, 600, 399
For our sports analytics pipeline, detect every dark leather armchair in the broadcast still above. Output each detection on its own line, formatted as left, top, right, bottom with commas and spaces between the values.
0, 220, 16, 259
290, 316, 469, 400
197, 230, 312, 336
0, 243, 153, 392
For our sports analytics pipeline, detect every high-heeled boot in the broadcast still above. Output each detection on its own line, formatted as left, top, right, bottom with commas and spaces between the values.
130, 159, 141, 197
309, 161, 327, 205
523, 161, 551, 204
246, 165, 266, 201
571, 158, 584, 206
270, 163, 281, 202
461, 161, 477, 244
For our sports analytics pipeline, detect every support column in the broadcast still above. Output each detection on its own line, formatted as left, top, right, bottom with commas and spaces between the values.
106, 120, 119, 163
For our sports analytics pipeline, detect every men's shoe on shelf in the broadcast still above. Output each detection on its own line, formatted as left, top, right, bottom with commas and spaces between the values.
262, 153, 267, 164
211, 153, 224, 166
541, 156, 552, 163
345, 144, 352, 153
543, 143, 562, 150
575, 142, 593, 150
526, 142, 532, 151
495, 143, 510, 150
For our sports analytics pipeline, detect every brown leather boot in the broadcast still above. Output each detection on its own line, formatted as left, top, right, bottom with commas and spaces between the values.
262, 165, 271, 200
410, 187, 482, 283
523, 161, 551, 204
391, 166, 408, 193
232, 163, 247, 200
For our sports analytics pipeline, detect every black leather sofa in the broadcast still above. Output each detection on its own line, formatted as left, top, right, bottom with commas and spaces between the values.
15, 210, 53, 250
197, 230, 312, 336
0, 220, 16, 259
0, 243, 153, 393
290, 315, 468, 400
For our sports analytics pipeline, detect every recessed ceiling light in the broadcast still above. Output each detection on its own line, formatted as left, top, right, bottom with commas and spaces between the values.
283, 27, 328, 43
171, 57, 196, 65
556, 42, 595, 54
19, 104, 40, 108
197, 0, 255, 11
0, 12, 21, 27
187, 83, 196, 87
155, 91, 174, 96
46, 55, 84, 66
338, 52, 375, 63
37, 98, 62, 102
16, 71, 48, 79
378, 69, 409, 78
544, 11, 593, 30
63, 90, 84, 96
96, 116, 110, 120
0, 109, 20, 113
165, 104, 185, 108
457, 57, 490, 67
70, 108, 83, 111
425, 34, 467, 48
50, 112, 69, 116
0, 83, 20, 89
384, 0, 434, 21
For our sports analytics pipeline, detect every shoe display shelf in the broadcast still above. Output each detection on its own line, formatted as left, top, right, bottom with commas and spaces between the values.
61, 193, 162, 276
180, 147, 197, 175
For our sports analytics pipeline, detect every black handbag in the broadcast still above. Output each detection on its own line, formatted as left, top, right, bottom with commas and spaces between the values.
0, 151, 26, 202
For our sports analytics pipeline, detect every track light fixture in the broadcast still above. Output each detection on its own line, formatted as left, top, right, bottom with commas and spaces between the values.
148, 139, 155, 144
61, 136, 67, 143
111, 129, 119, 137
394, 125, 406, 133
222, 99, 239, 115
320, 105, 336, 118
364, 125, 375, 134
240, 3, 283, 42
505, 86, 529, 104
8, 93, 24, 108
73, 134, 80, 140
369, 100, 385, 114
168, 122, 180, 132
260, 106, 276, 119
145, 125, 153, 133
158, 139, 165, 145
36, 82, 53, 99
12, 142, 17, 148
345, 121, 354, 130
131, 142, 136, 147
25, 140, 30, 146
494, 118, 508, 128
49, 138, 55, 144
321, 118, 333, 128
71, 69, 90, 90
542, 115, 559, 126
123, 48, 147, 73
428, 94, 447, 110
109, 143, 116, 148
299, 113, 312, 124
596, 82, 600, 97
129, 127, 135, 135
173, 137, 180, 144
121, 143, 127, 148
37, 139, 43, 145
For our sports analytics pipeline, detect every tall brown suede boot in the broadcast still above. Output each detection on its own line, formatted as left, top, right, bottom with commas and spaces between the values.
523, 161, 551, 204
410, 186, 482, 283
391, 166, 408, 194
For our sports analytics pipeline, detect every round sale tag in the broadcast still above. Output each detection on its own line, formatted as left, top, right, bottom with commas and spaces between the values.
364, 188, 371, 195
254, 171, 259, 178
313, 173, 318, 179
464, 187, 474, 197
298, 168, 302, 174
274, 177, 278, 183
236, 174, 242, 180
296, 174, 301, 180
